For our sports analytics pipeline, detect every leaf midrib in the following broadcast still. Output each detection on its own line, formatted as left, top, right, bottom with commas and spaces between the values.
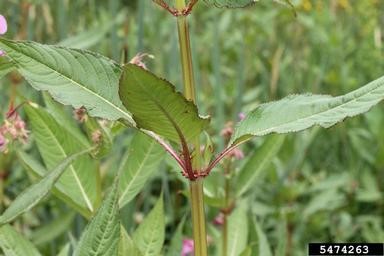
235, 81, 384, 143
37, 113, 94, 212
119, 141, 157, 206
3, 41, 133, 123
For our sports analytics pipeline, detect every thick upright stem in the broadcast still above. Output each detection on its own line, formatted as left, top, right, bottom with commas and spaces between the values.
175, 1, 208, 255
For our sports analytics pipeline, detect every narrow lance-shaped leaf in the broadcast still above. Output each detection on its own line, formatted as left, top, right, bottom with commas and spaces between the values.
0, 225, 42, 256
203, 0, 259, 8
119, 64, 209, 144
230, 76, 384, 146
118, 131, 164, 208
74, 180, 121, 256
227, 204, 249, 256
119, 227, 143, 256
0, 148, 92, 225
25, 105, 100, 216
133, 195, 165, 256
236, 135, 284, 196
0, 38, 133, 123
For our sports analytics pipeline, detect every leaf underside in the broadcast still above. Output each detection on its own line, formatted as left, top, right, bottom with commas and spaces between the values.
0, 225, 42, 256
230, 75, 384, 146
119, 64, 209, 144
25, 105, 99, 216
75, 182, 120, 256
0, 38, 133, 123
203, 0, 258, 8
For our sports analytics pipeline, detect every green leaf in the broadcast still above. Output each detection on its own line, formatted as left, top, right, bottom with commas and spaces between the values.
31, 212, 75, 245
203, 0, 258, 8
230, 76, 384, 146
227, 205, 248, 256
0, 57, 14, 79
57, 244, 71, 256
254, 219, 272, 256
25, 105, 100, 216
119, 227, 143, 256
236, 135, 284, 196
18, 152, 93, 218
166, 217, 185, 256
0, 38, 133, 123
118, 132, 164, 208
0, 149, 90, 225
119, 64, 209, 144
74, 181, 121, 256
133, 195, 165, 256
0, 225, 42, 256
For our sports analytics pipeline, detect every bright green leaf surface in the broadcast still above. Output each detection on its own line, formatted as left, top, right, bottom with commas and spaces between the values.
25, 105, 100, 216
133, 195, 165, 256
75, 181, 120, 256
231, 76, 384, 145
118, 132, 164, 208
18, 152, 93, 217
119, 227, 143, 256
119, 64, 209, 143
0, 38, 133, 123
236, 135, 284, 196
203, 0, 258, 8
254, 219, 272, 256
227, 205, 248, 256
0, 225, 42, 256
0, 149, 91, 225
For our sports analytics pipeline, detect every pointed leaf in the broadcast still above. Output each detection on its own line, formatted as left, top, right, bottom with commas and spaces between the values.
254, 219, 272, 256
57, 244, 71, 256
236, 135, 284, 196
18, 152, 92, 218
119, 227, 143, 256
0, 38, 133, 123
119, 64, 209, 143
227, 205, 248, 256
230, 76, 384, 146
133, 195, 165, 256
74, 181, 120, 256
0, 149, 91, 225
0, 225, 41, 256
118, 132, 164, 208
25, 105, 100, 216
203, 0, 258, 8
166, 217, 185, 256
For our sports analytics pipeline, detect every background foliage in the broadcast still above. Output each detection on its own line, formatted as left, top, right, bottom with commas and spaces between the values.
0, 0, 383, 255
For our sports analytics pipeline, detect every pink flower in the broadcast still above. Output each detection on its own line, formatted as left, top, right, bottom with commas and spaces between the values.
227, 147, 244, 160
213, 212, 225, 226
181, 239, 194, 256
129, 53, 154, 70
238, 112, 246, 121
0, 133, 9, 153
0, 14, 7, 56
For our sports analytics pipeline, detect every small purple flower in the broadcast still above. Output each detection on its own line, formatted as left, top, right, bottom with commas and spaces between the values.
181, 239, 194, 256
0, 14, 7, 56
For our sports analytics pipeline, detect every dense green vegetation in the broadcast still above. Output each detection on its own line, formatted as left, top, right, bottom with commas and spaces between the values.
0, 0, 383, 255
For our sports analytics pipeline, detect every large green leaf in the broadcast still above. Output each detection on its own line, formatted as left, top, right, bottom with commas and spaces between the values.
227, 205, 248, 256
0, 149, 90, 225
236, 135, 284, 196
74, 181, 120, 256
230, 76, 384, 146
203, 0, 258, 8
119, 64, 209, 144
0, 225, 41, 256
25, 105, 100, 216
253, 219, 272, 256
133, 195, 165, 256
0, 38, 133, 123
118, 132, 164, 208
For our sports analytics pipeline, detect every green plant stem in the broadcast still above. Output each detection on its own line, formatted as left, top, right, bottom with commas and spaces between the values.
175, 1, 208, 255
